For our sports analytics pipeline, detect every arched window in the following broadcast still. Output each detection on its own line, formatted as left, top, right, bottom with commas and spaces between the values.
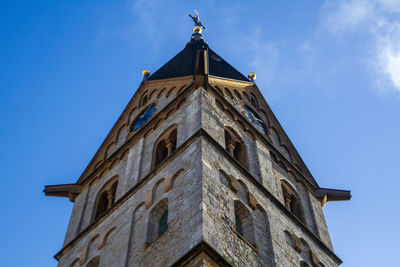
86, 256, 100, 267
95, 191, 109, 219
224, 127, 247, 167
94, 178, 118, 220
147, 198, 168, 243
154, 127, 177, 168
234, 200, 255, 246
281, 180, 303, 222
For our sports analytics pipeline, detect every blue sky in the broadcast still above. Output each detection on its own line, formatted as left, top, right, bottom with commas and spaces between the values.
1, 0, 399, 266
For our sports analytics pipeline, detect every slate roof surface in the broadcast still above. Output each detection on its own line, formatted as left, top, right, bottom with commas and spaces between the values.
148, 39, 250, 82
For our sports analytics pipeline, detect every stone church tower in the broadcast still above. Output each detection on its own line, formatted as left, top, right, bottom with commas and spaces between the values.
45, 21, 351, 267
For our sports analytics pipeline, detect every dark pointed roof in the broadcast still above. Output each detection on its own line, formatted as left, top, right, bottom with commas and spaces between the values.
148, 37, 249, 82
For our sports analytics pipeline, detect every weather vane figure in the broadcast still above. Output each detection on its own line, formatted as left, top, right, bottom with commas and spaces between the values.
189, 10, 206, 31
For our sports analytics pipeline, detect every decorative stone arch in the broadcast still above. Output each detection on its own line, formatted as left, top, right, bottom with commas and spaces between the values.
280, 144, 292, 162
97, 227, 116, 250
146, 198, 169, 244
93, 160, 103, 171
224, 109, 236, 121
295, 163, 303, 173
242, 91, 250, 101
224, 126, 247, 168
116, 123, 128, 144
250, 92, 259, 109
214, 85, 224, 95
300, 238, 311, 263
157, 87, 167, 98
215, 98, 225, 111
255, 204, 275, 263
176, 97, 186, 109
280, 179, 304, 222
237, 179, 249, 204
138, 89, 149, 106
125, 202, 146, 266
99, 166, 111, 179
165, 107, 177, 119
120, 148, 130, 160
154, 117, 166, 130
92, 176, 118, 221
268, 127, 281, 147
233, 89, 242, 99
166, 86, 176, 98
164, 168, 185, 192
149, 88, 157, 99
176, 84, 187, 95
85, 256, 100, 267
288, 170, 297, 181
69, 258, 80, 267
234, 200, 256, 246
284, 230, 294, 247
128, 106, 138, 124
152, 178, 166, 203
270, 151, 288, 173
79, 234, 99, 266
152, 124, 178, 169
224, 87, 234, 98
105, 142, 116, 159
234, 119, 246, 131
110, 158, 120, 170
219, 169, 238, 192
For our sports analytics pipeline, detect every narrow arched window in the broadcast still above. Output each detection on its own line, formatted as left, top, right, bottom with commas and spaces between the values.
147, 198, 169, 243
224, 127, 247, 168
234, 200, 255, 245
95, 191, 109, 219
154, 127, 177, 168
158, 211, 168, 236
94, 178, 118, 221
281, 181, 303, 222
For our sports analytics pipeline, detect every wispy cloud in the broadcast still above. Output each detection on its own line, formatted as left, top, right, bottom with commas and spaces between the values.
321, 0, 400, 93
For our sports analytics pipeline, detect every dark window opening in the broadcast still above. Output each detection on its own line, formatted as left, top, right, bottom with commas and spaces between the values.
235, 215, 243, 236
154, 128, 177, 168
158, 211, 168, 236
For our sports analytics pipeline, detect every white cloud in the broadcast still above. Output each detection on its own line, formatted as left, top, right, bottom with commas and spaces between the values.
321, 0, 400, 93
386, 49, 400, 88
323, 0, 373, 34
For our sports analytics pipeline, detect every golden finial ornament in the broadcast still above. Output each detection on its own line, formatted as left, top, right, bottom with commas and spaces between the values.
193, 26, 202, 34
248, 72, 256, 82
142, 69, 150, 77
